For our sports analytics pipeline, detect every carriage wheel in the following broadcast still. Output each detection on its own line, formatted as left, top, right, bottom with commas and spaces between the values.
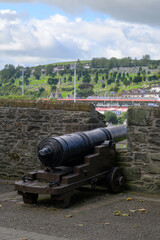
106, 167, 124, 193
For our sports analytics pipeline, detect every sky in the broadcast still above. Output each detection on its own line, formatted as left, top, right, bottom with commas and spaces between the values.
0, 0, 160, 69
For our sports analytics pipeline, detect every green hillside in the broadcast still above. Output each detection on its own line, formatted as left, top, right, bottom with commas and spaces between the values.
0, 57, 160, 100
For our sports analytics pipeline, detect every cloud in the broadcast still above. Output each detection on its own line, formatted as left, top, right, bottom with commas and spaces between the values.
0, 0, 160, 26
1, 10, 160, 69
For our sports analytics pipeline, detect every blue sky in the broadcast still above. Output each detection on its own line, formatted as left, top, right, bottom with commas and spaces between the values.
0, 0, 160, 69
0, 2, 109, 21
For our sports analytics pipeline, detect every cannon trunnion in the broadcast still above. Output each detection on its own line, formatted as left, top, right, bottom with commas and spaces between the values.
15, 125, 126, 207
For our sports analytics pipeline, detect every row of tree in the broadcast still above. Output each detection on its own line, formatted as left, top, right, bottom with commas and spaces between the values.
1, 55, 159, 83
91, 55, 160, 69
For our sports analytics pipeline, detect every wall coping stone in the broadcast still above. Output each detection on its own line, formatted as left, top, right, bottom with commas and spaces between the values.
0, 99, 95, 112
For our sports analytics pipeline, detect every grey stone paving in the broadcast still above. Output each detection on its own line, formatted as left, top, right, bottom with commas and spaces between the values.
0, 227, 69, 240
0, 180, 160, 240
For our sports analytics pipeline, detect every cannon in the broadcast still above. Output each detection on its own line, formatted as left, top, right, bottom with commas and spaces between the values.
38, 125, 126, 169
15, 125, 127, 207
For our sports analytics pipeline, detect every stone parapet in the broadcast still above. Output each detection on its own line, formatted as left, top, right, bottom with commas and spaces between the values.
0, 99, 105, 178
116, 107, 160, 194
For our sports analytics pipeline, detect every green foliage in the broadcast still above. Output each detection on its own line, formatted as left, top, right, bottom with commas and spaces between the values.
94, 72, 98, 83
123, 78, 130, 86
46, 64, 53, 75
133, 76, 142, 83
39, 87, 45, 93
107, 77, 115, 85
117, 112, 127, 124
101, 83, 105, 88
48, 77, 58, 85
1, 57, 160, 100
62, 87, 74, 91
110, 85, 119, 93
78, 83, 93, 90
77, 88, 94, 98
82, 71, 91, 83
0, 84, 22, 96
104, 111, 118, 124
0, 64, 16, 83
33, 66, 41, 80
51, 85, 57, 91
24, 78, 30, 85
10, 78, 15, 84
68, 75, 72, 82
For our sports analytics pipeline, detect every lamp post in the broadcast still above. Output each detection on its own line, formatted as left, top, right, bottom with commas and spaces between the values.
21, 68, 26, 95
74, 63, 76, 103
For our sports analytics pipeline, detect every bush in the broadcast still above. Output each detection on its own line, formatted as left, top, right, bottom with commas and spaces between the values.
62, 87, 74, 91
77, 88, 94, 98
78, 83, 93, 90
104, 111, 118, 124
51, 85, 56, 91
48, 77, 58, 85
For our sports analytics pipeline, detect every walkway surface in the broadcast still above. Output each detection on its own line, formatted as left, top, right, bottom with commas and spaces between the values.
0, 179, 160, 240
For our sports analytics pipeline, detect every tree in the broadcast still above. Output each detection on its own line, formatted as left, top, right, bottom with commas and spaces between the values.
102, 83, 105, 88
118, 112, 127, 124
77, 88, 94, 98
83, 70, 91, 83
123, 78, 130, 86
46, 65, 53, 75
77, 81, 94, 98
133, 76, 142, 83
24, 78, 30, 85
83, 74, 91, 83
78, 83, 93, 90
94, 72, 98, 83
48, 77, 58, 85
68, 75, 72, 82
0, 64, 16, 83
39, 87, 45, 94
51, 85, 56, 91
104, 111, 118, 124
33, 66, 41, 80
10, 78, 15, 84
107, 77, 115, 85
112, 85, 119, 93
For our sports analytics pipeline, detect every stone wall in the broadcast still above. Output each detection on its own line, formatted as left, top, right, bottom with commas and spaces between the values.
0, 99, 105, 178
1, 100, 160, 194
116, 106, 160, 194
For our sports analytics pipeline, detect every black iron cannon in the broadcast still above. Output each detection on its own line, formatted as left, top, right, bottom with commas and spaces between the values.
15, 124, 127, 207
38, 124, 127, 169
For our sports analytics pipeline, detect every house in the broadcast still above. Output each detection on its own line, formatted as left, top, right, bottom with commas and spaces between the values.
83, 63, 91, 69
150, 86, 160, 93
41, 68, 46, 76
69, 64, 75, 70
53, 65, 65, 73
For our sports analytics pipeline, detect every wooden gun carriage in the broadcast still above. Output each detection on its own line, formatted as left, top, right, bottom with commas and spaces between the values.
15, 125, 127, 207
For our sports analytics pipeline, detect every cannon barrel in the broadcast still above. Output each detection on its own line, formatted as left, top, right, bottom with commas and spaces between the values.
38, 124, 127, 169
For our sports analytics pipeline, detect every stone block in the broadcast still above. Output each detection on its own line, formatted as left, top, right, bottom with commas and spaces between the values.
153, 107, 160, 118
128, 133, 148, 144
128, 107, 152, 126
144, 164, 160, 174
142, 174, 155, 183
122, 167, 141, 181
148, 134, 160, 147
155, 176, 160, 187
151, 153, 160, 162
134, 153, 149, 163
